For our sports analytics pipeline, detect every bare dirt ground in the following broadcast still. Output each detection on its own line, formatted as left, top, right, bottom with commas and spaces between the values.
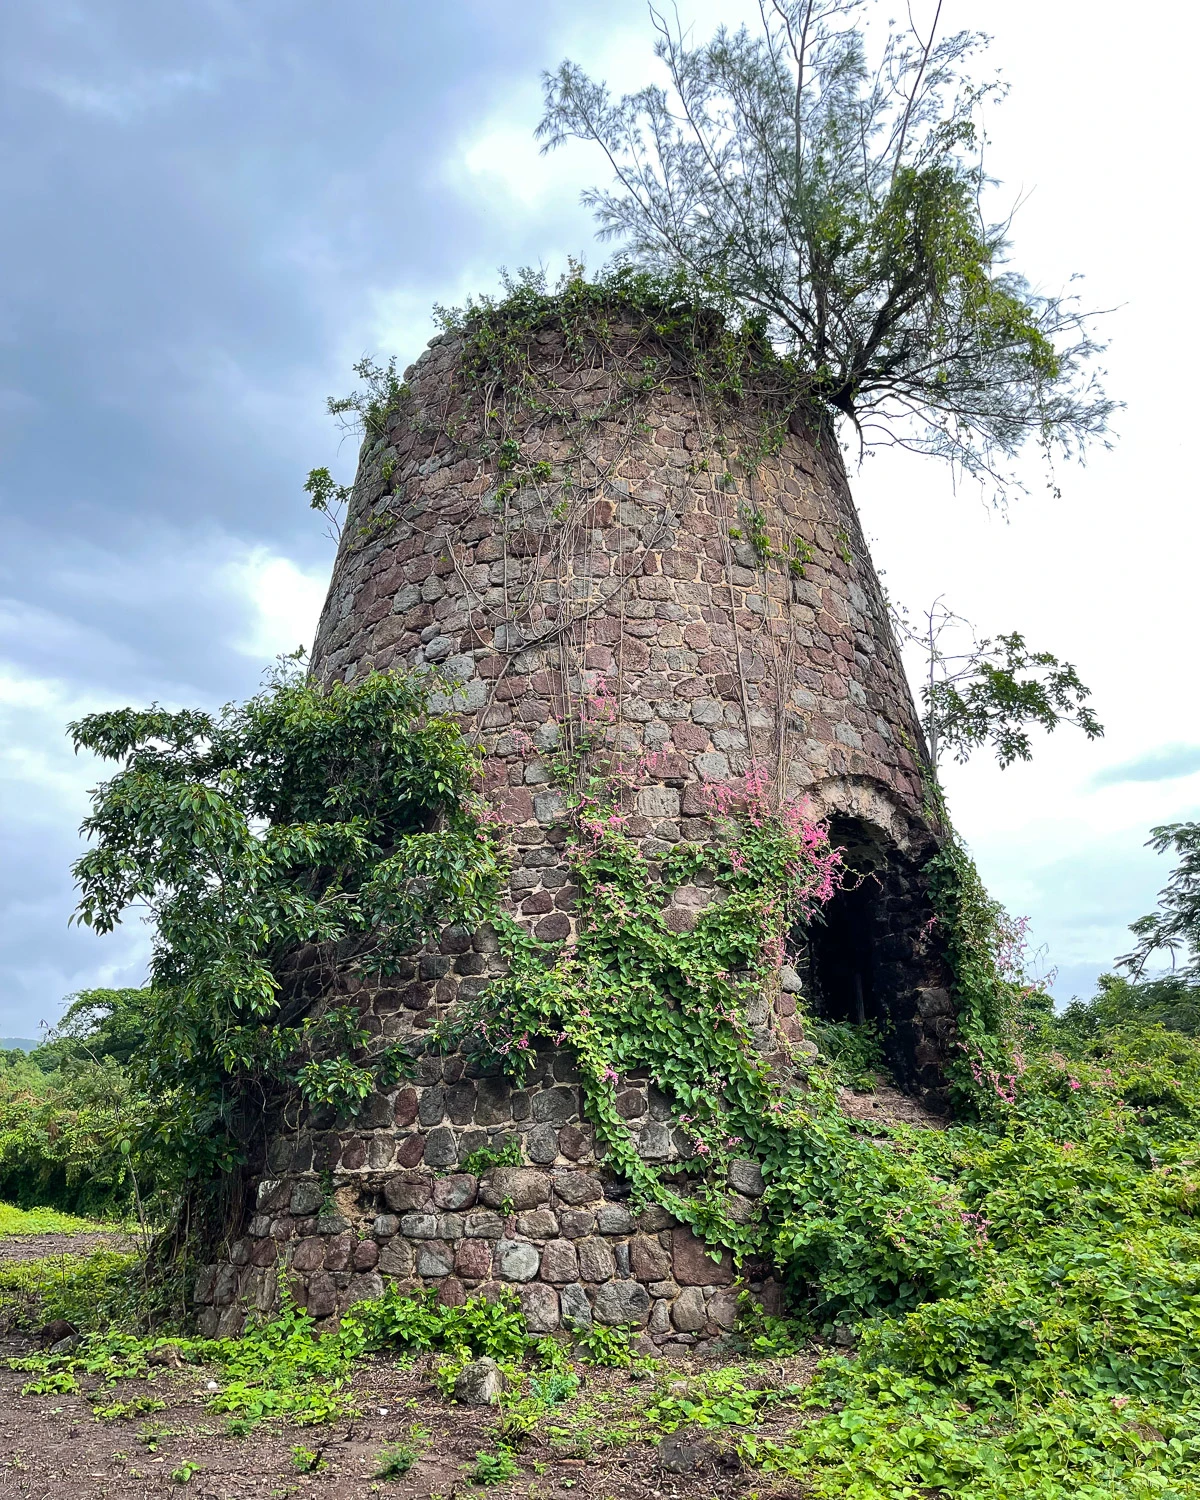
5, 1086, 943, 1500
0, 1332, 815, 1500
837, 1082, 948, 1130
0, 1232, 137, 1264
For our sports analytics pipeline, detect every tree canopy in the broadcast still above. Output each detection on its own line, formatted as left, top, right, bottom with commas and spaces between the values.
68, 661, 502, 1194
539, 0, 1114, 493
1120, 823, 1200, 985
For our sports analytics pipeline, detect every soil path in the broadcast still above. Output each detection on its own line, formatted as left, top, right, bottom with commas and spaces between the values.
0, 1334, 812, 1500
0, 1232, 814, 1500
0, 1232, 137, 1263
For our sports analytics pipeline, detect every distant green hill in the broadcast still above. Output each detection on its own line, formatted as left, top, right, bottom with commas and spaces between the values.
0, 1038, 38, 1052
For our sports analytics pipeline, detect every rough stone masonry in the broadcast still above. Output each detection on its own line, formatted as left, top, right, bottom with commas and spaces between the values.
194, 316, 956, 1342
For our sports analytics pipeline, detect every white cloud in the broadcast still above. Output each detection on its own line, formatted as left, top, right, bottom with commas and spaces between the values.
225, 549, 328, 663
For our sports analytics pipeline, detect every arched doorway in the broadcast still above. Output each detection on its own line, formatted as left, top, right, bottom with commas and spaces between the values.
792, 814, 953, 1104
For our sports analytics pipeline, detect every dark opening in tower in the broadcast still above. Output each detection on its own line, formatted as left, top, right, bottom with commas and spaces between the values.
790, 812, 951, 1100
809, 876, 879, 1028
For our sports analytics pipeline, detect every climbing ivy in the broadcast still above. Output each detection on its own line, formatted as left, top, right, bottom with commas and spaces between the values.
445, 780, 985, 1321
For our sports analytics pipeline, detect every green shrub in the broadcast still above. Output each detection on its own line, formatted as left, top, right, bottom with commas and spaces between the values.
470, 1447, 521, 1486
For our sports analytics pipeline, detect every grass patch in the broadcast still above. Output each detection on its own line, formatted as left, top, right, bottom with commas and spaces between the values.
0, 1201, 116, 1237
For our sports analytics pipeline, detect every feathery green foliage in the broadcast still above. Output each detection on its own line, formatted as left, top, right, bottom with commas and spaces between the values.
538, 0, 1113, 493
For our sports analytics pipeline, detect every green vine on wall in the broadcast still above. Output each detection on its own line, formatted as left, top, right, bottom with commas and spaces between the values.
443, 781, 990, 1321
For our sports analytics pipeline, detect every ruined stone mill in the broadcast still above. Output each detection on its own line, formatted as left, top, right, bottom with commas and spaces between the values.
193, 307, 956, 1341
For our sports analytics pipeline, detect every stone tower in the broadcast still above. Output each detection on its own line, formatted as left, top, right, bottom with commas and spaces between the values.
192, 304, 955, 1340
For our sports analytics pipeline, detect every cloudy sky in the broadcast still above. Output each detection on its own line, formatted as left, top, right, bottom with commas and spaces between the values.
2, 0, 1197, 1038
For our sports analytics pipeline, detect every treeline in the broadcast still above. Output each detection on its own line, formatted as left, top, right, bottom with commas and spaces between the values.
0, 987, 155, 1218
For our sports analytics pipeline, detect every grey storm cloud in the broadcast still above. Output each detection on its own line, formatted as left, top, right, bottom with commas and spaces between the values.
0, 0, 625, 1033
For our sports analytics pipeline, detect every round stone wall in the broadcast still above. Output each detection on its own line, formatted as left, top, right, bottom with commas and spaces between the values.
193, 314, 955, 1339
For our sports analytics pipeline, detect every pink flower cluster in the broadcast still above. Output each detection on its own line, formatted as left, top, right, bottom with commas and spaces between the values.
959, 1209, 991, 1247
959, 1040, 1020, 1106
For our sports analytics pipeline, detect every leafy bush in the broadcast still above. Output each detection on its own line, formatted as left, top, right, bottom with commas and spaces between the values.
375, 1438, 421, 1479
806, 1019, 890, 1090
470, 1447, 521, 1486
65, 661, 504, 1238
348, 1285, 532, 1362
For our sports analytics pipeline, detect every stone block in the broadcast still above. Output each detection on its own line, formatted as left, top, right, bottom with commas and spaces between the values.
353, 1240, 380, 1271
540, 1239, 580, 1282
393, 1088, 419, 1126
634, 1204, 677, 1232
630, 1234, 671, 1280
384, 1174, 432, 1212
560, 1282, 592, 1329
424, 1127, 458, 1167
636, 1123, 673, 1161
439, 1275, 467, 1307
455, 1238, 494, 1280
256, 1178, 288, 1212
520, 1282, 561, 1333
515, 1209, 559, 1239
290, 1238, 324, 1274
597, 1204, 633, 1235
479, 1167, 550, 1210
306, 1273, 337, 1319
396, 1135, 426, 1167
557, 1124, 594, 1160
446, 1082, 477, 1125
916, 986, 953, 1018
433, 1174, 478, 1211
323, 1232, 351, 1271
192, 1266, 217, 1305
345, 1270, 384, 1306
416, 1241, 455, 1278
647, 1085, 674, 1121
495, 1239, 541, 1282
455, 1357, 503, 1406
525, 1123, 559, 1163
637, 786, 681, 817
708, 1288, 740, 1329
552, 1170, 604, 1205
533, 1086, 579, 1124
289, 1182, 324, 1216
399, 1212, 439, 1238
593, 1280, 650, 1326
559, 1208, 596, 1238
577, 1237, 616, 1282
418, 1086, 446, 1126
671, 1286, 707, 1331
474, 1077, 512, 1125
535, 913, 571, 941
725, 1192, 759, 1225
672, 1229, 734, 1286
464, 1210, 504, 1238
379, 1239, 414, 1277
533, 790, 567, 823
